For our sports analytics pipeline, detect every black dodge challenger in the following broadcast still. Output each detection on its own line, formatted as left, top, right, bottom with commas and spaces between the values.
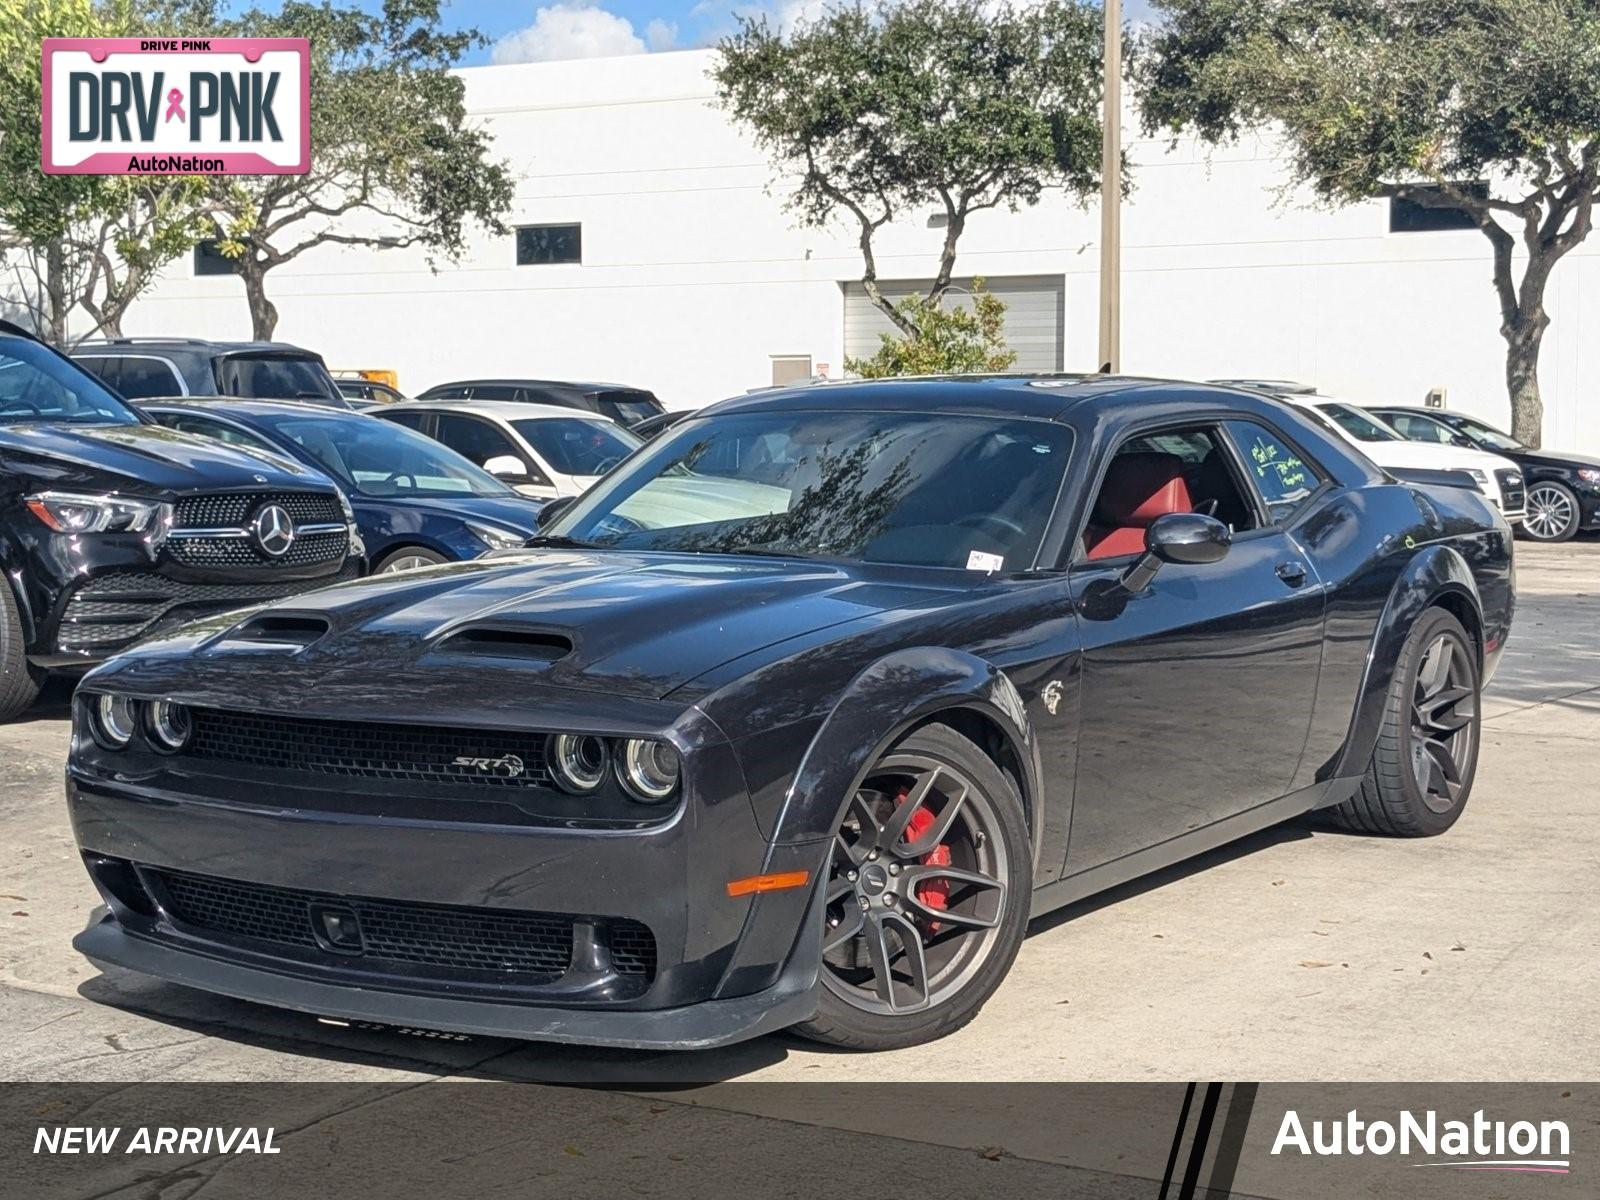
67, 376, 1514, 1051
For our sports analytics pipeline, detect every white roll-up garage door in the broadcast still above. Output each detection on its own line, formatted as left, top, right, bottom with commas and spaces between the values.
842, 275, 1065, 373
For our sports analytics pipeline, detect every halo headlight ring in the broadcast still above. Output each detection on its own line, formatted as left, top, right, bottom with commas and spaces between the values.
90, 694, 139, 750
548, 733, 610, 794
146, 700, 193, 753
617, 738, 680, 803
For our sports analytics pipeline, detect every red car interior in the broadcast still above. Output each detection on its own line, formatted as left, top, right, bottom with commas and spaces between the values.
1084, 451, 1195, 560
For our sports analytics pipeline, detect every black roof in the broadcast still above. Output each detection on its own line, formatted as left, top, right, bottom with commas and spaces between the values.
703, 373, 1253, 421
70, 337, 323, 356
425, 379, 651, 394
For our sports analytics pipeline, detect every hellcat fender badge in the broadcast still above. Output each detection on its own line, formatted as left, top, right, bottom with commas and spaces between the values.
1041, 680, 1064, 716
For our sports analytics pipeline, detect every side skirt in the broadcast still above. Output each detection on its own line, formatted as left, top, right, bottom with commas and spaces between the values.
1028, 777, 1361, 919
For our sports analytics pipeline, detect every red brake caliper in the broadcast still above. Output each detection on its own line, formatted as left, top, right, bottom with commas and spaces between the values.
895, 789, 951, 934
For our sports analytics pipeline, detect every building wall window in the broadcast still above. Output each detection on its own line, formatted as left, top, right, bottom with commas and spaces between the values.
516, 223, 582, 265
193, 239, 236, 275
1388, 184, 1488, 233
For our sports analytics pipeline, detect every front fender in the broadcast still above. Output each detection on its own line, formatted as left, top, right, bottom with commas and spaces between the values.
768, 646, 1043, 855
1327, 542, 1483, 783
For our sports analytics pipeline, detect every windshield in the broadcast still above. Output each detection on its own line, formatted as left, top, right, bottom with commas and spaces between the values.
549, 410, 1073, 571
594, 392, 664, 425
1451, 416, 1524, 452
215, 354, 345, 406
0, 338, 139, 425
260, 413, 516, 498
512, 417, 639, 477
1316, 402, 1399, 443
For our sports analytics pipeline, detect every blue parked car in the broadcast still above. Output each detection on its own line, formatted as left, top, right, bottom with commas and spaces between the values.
142, 400, 544, 573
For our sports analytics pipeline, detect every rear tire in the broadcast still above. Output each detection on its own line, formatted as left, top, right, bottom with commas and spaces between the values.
1327, 607, 1480, 837
792, 723, 1030, 1051
0, 579, 44, 722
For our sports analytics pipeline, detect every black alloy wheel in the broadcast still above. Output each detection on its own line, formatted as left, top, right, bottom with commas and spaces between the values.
794, 723, 1030, 1050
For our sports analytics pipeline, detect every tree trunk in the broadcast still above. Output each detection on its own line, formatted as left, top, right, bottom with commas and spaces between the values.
1503, 317, 1546, 449
239, 262, 278, 340
43, 240, 68, 345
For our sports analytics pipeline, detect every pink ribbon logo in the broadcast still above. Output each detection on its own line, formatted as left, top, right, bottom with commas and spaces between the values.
164, 87, 185, 123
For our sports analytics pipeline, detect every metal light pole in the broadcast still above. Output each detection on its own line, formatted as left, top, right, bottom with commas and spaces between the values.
1098, 0, 1122, 373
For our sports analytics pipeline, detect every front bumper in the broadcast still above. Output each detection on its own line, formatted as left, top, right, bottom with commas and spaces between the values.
65, 711, 828, 1049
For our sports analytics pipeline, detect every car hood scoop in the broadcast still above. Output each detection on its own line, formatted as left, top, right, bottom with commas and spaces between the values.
189, 549, 966, 701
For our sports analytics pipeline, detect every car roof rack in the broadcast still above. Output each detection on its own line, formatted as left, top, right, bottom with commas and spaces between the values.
73, 336, 213, 346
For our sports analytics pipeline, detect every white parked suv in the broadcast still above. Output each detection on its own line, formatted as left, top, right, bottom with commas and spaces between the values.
373, 400, 641, 501
1214, 382, 1525, 524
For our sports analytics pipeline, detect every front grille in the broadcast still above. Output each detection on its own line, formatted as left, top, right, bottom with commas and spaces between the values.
167, 527, 348, 569
173, 491, 342, 528
184, 708, 557, 789
144, 866, 655, 979
55, 563, 360, 655
1496, 468, 1526, 512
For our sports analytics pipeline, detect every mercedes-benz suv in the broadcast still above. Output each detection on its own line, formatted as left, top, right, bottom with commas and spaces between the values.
0, 323, 363, 720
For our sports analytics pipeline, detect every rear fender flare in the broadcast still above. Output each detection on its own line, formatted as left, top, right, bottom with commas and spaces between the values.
1331, 543, 1482, 781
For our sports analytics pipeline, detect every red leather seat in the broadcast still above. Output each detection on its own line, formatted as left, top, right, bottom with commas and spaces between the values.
1084, 452, 1194, 560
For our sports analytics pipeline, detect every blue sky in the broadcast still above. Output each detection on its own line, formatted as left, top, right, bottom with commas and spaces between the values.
409, 1, 1159, 66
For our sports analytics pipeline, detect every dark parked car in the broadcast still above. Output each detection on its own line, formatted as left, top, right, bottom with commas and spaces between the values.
417, 379, 664, 428
0, 322, 361, 721
1368, 405, 1600, 542
71, 337, 352, 409
631, 408, 695, 440
67, 376, 1512, 1051
142, 400, 545, 574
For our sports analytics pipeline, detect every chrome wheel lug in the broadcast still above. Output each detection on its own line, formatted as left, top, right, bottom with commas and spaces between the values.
858, 896, 870, 911
868, 849, 880, 861
887, 862, 900, 876
846, 869, 858, 882
883, 893, 896, 907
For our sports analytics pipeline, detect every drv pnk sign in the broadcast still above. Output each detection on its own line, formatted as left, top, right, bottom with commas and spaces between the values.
42, 38, 309, 175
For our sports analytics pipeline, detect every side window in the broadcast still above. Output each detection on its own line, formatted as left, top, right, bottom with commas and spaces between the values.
111, 357, 183, 399
434, 414, 550, 484
1389, 414, 1453, 444
75, 357, 123, 392
1223, 420, 1322, 524
1083, 425, 1258, 560
474, 385, 518, 401
380, 411, 427, 432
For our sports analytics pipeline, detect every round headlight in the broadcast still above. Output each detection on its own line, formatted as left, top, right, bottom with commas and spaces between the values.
147, 700, 193, 752
617, 738, 680, 803
548, 733, 610, 794
92, 694, 139, 749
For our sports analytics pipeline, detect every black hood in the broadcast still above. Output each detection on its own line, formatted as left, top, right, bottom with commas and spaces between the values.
0, 420, 324, 496
1511, 446, 1600, 472
99, 550, 978, 707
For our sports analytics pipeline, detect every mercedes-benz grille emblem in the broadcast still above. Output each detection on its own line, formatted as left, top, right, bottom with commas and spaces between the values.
452, 754, 525, 778
251, 504, 296, 558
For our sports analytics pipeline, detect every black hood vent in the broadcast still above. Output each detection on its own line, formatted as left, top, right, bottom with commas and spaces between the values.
219, 613, 332, 649
436, 626, 573, 662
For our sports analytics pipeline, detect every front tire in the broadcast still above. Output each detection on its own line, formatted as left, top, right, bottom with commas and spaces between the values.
0, 579, 44, 722
1521, 481, 1580, 542
376, 547, 449, 574
792, 723, 1030, 1051
1328, 607, 1480, 837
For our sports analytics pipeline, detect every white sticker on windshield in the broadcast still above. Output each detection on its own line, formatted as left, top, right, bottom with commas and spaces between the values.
966, 550, 1004, 574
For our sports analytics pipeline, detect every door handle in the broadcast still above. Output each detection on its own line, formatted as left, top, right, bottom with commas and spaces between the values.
1275, 560, 1308, 587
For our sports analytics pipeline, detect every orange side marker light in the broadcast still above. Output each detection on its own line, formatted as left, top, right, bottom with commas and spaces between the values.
726, 870, 810, 898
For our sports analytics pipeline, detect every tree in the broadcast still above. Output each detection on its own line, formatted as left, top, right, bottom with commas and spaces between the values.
715, 0, 1110, 338
1137, 0, 1600, 447
847, 280, 1018, 377
210, 0, 514, 338
0, 0, 211, 343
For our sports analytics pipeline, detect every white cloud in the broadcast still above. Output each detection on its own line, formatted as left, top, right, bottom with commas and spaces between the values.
491, 4, 676, 64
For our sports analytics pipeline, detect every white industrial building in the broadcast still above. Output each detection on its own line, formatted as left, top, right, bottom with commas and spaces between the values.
126, 48, 1600, 452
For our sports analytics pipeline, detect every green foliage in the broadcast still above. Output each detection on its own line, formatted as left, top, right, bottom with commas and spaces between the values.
211, 0, 513, 336
846, 282, 1019, 378
1136, 0, 1600, 445
0, 1, 214, 340
716, 0, 1112, 331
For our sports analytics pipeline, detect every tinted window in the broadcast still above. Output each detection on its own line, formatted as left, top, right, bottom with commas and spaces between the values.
109, 357, 184, 399
257, 413, 513, 498
1087, 427, 1257, 556
1316, 402, 1399, 443
552, 411, 1073, 572
0, 339, 138, 425
379, 410, 427, 431
1224, 420, 1320, 524
593, 390, 663, 425
1448, 415, 1524, 453
214, 354, 343, 405
473, 385, 518, 401
1387, 413, 1459, 444
434, 414, 551, 485
511, 417, 639, 477
515, 224, 581, 265
159, 413, 276, 453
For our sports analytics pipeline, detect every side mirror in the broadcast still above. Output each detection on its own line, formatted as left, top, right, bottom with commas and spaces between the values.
484, 454, 530, 482
536, 496, 575, 529
1119, 512, 1231, 592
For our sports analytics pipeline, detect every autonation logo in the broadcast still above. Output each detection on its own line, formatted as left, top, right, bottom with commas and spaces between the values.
1272, 1108, 1571, 1175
